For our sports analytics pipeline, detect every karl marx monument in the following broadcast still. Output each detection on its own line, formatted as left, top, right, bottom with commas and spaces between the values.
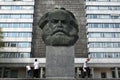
39, 8, 79, 46
39, 8, 79, 79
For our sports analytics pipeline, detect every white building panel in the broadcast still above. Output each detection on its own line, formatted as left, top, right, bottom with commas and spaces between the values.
0, 47, 31, 52
87, 19, 120, 23
0, 2, 34, 5
87, 28, 120, 32
86, 10, 120, 15
3, 38, 32, 42
2, 28, 32, 32
0, 10, 34, 14
89, 48, 120, 52
88, 38, 120, 42
0, 19, 33, 22
86, 2, 120, 6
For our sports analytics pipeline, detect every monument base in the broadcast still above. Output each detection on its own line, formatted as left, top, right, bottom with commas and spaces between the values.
46, 46, 75, 78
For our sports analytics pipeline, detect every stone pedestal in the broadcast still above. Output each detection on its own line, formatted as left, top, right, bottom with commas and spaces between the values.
46, 46, 75, 79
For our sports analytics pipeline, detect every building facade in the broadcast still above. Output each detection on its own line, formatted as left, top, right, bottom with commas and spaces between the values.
0, 0, 34, 58
86, 0, 120, 78
0, 0, 120, 79
0, 0, 34, 78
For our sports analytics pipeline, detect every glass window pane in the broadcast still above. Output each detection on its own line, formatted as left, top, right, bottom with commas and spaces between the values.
22, 6, 33, 10
21, 15, 32, 19
1, 6, 11, 10
11, 15, 20, 19
12, 6, 21, 10
12, 24, 19, 28
4, 0, 13, 1
23, 0, 33, 1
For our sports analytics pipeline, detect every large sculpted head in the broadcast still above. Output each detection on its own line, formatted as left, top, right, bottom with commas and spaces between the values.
39, 8, 79, 46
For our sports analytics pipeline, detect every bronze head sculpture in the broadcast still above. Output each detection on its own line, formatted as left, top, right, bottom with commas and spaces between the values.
39, 8, 79, 46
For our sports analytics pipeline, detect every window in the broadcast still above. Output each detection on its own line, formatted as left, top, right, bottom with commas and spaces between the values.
13, 0, 22, 1
19, 33, 31, 37
21, 14, 33, 19
111, 68, 115, 78
22, 6, 33, 10
10, 70, 18, 78
23, 0, 33, 1
118, 68, 120, 78
1, 6, 11, 10
0, 14, 33, 19
11, 15, 20, 19
5, 42, 31, 48
4, 68, 10, 78
101, 72, 106, 78
1, 15, 10, 19
0, 6, 33, 10
12, 23, 19, 28
0, 68, 2, 78
22, 23, 32, 28
0, 23, 32, 28
20, 53, 30, 58
11, 43, 17, 47
0, 52, 30, 58
87, 6, 120, 10
4, 0, 13, 1
111, 15, 119, 19
87, 23, 120, 28
88, 42, 120, 48
12, 6, 21, 10
18, 42, 31, 48
87, 14, 112, 19
89, 52, 120, 58
0, 24, 9, 28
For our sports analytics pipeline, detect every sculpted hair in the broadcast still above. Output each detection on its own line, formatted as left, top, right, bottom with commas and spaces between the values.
38, 8, 78, 31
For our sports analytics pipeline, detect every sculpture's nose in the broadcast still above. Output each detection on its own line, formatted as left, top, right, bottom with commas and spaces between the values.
57, 20, 62, 27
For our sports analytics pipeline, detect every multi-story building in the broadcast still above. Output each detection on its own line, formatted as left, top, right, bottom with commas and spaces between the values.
86, 0, 120, 78
0, 0, 34, 78
0, 0, 120, 79
0, 0, 88, 78
0, 0, 34, 58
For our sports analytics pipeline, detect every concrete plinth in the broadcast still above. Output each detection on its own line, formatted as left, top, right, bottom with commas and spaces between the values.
46, 46, 75, 78
0, 78, 120, 80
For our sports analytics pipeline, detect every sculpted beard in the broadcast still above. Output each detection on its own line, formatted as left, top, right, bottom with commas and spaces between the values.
42, 24, 78, 46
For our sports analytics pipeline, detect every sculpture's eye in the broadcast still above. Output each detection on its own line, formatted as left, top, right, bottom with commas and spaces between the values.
51, 19, 59, 24
70, 20, 74, 26
61, 20, 67, 24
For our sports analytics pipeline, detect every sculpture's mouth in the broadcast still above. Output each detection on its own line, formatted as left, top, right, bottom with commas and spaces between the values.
54, 32, 65, 35
51, 30, 68, 36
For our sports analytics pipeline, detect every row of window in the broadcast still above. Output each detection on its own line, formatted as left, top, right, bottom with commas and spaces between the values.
0, 68, 18, 78
86, 0, 120, 2
0, 52, 30, 58
88, 42, 120, 48
86, 6, 120, 10
88, 32, 120, 38
5, 42, 31, 47
0, 0, 33, 2
87, 14, 120, 19
89, 52, 120, 58
0, 14, 33, 19
0, 23, 32, 28
87, 23, 120, 28
0, 6, 33, 10
3, 32, 31, 37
